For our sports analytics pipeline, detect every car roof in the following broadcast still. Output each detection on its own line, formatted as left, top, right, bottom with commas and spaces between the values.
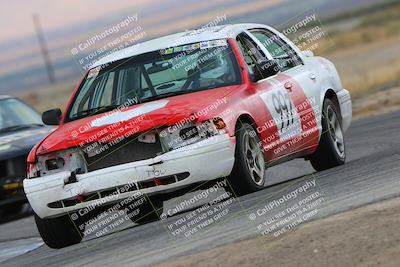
92, 23, 268, 68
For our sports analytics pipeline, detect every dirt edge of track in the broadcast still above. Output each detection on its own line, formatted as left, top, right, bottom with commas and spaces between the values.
155, 196, 400, 267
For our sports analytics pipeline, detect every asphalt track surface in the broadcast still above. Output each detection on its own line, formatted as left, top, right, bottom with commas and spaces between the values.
1, 111, 400, 267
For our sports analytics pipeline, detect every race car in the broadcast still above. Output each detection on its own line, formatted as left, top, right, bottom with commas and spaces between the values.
24, 23, 352, 248
0, 96, 52, 215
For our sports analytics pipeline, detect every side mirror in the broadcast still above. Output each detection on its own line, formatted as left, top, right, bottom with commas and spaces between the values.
42, 108, 62, 125
253, 59, 280, 81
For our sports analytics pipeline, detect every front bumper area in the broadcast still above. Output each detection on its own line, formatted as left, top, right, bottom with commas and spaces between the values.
0, 177, 26, 209
24, 134, 236, 219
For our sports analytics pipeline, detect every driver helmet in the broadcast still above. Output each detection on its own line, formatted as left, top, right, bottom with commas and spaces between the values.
197, 50, 229, 80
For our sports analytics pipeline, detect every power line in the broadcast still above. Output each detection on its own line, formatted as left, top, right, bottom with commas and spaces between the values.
32, 13, 55, 84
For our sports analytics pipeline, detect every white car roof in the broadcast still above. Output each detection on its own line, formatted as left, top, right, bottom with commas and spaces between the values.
92, 23, 269, 68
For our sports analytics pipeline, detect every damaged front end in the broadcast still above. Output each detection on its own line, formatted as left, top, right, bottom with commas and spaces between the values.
27, 118, 227, 180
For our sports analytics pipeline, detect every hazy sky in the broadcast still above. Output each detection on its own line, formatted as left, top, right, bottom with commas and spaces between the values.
0, 0, 156, 42
0, 0, 385, 92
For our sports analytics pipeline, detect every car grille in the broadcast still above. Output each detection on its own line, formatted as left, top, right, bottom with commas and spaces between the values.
0, 155, 27, 199
0, 155, 27, 179
47, 172, 190, 209
83, 134, 163, 172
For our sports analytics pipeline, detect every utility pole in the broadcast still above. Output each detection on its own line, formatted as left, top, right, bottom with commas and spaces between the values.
32, 13, 55, 84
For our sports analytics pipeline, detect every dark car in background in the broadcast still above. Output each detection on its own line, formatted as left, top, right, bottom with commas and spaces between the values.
0, 95, 52, 215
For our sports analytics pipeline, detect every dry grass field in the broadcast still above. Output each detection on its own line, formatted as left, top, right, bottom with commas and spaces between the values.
320, 2, 400, 97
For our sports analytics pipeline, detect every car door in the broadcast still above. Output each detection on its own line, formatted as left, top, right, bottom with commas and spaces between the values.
236, 29, 320, 163
237, 32, 300, 164
249, 28, 321, 159
235, 32, 281, 164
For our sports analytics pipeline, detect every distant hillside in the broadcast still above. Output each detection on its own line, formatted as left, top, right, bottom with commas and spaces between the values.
0, 0, 390, 93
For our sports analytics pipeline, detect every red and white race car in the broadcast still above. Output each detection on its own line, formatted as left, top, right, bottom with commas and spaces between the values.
24, 23, 351, 248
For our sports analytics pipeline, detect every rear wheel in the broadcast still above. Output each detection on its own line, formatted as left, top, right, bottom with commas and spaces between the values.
227, 122, 266, 196
309, 98, 346, 171
34, 212, 84, 249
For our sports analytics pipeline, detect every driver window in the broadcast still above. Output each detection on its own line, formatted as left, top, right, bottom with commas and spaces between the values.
236, 33, 267, 79
251, 30, 302, 71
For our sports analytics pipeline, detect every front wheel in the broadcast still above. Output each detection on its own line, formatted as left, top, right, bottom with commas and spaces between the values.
34, 212, 84, 249
227, 122, 266, 196
309, 98, 346, 171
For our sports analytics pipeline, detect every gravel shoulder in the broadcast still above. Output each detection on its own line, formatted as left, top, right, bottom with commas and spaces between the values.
352, 86, 400, 120
156, 196, 400, 267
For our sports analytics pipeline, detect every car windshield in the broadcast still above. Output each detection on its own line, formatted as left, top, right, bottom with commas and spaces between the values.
66, 39, 241, 121
0, 98, 43, 133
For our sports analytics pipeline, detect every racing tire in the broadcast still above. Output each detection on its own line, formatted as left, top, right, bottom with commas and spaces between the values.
227, 122, 266, 196
34, 212, 84, 249
125, 197, 163, 224
309, 98, 346, 171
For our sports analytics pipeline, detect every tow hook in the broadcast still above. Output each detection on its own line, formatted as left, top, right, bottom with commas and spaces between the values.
64, 170, 78, 185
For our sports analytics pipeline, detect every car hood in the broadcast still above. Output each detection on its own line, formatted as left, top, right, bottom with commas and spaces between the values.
36, 86, 241, 155
0, 127, 53, 160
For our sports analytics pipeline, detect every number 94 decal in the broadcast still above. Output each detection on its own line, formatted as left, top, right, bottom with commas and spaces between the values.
260, 88, 302, 141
